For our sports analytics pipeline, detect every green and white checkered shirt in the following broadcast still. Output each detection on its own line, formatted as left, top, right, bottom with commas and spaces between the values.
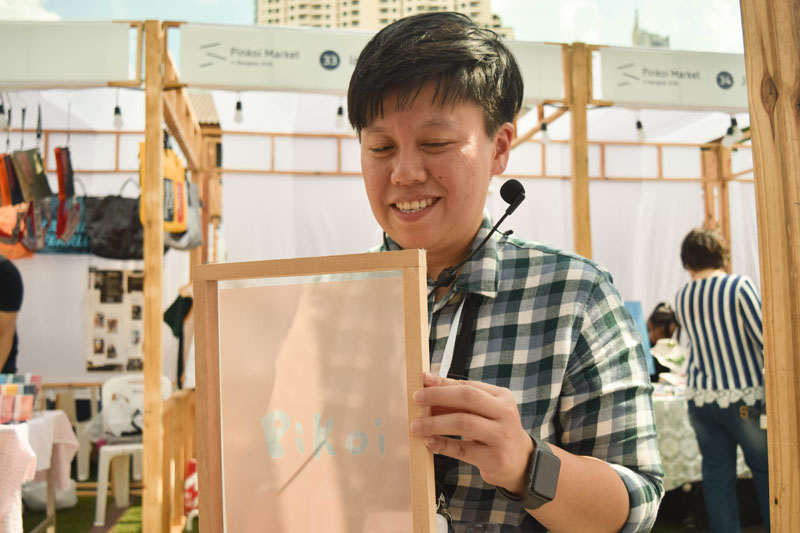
379, 216, 664, 532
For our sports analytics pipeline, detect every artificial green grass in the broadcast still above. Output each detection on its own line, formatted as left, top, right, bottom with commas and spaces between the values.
21, 495, 146, 533
113, 504, 143, 533
22, 495, 100, 532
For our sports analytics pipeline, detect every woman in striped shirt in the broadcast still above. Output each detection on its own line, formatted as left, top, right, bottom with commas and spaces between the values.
675, 228, 769, 532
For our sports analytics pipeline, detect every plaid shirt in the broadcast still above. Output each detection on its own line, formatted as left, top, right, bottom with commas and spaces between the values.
379, 216, 664, 532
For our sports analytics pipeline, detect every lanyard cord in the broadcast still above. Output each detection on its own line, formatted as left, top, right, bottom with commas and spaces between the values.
434, 292, 482, 522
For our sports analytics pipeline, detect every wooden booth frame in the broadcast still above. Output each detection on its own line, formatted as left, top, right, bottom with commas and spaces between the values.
192, 249, 437, 532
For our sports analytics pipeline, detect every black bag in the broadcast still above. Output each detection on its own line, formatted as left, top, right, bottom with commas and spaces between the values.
84, 195, 144, 260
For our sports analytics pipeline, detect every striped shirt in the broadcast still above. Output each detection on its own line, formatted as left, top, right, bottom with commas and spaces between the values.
675, 273, 765, 408
378, 216, 664, 532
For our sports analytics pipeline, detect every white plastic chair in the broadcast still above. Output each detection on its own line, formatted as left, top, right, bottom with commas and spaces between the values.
93, 373, 172, 527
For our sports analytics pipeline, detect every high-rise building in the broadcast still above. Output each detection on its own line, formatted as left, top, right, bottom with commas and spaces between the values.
632, 9, 669, 48
255, 0, 514, 39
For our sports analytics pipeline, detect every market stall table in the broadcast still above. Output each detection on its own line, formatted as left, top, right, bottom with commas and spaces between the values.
653, 392, 749, 492
0, 410, 79, 533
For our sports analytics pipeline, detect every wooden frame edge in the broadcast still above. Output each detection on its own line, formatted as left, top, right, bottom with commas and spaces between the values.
194, 279, 224, 532
193, 249, 425, 281
403, 261, 437, 532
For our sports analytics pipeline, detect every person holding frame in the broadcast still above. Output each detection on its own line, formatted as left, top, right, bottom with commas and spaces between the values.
348, 12, 664, 532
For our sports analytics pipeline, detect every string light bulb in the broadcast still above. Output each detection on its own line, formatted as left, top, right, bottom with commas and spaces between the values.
540, 122, 550, 145
729, 116, 743, 143
113, 105, 123, 129
721, 126, 735, 148
636, 119, 646, 142
335, 105, 345, 129
234, 97, 244, 124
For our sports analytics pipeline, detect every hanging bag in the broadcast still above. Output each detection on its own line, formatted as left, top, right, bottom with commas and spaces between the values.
84, 179, 144, 260
138, 142, 189, 234
164, 181, 203, 250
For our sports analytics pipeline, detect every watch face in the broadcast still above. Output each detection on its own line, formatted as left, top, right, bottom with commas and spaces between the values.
531, 448, 561, 501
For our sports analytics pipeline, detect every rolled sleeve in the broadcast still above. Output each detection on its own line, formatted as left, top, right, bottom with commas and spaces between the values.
561, 272, 665, 531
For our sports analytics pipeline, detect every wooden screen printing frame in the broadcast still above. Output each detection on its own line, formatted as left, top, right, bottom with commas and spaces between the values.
192, 249, 437, 532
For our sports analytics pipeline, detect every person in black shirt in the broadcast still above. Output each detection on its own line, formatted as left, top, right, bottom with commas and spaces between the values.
0, 256, 23, 373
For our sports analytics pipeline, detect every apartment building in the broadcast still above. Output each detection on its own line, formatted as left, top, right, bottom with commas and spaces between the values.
255, 0, 514, 39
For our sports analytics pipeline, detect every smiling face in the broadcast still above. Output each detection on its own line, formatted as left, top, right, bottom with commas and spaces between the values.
360, 84, 513, 278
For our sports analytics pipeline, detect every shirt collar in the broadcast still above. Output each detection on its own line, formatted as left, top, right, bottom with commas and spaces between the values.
380, 214, 501, 300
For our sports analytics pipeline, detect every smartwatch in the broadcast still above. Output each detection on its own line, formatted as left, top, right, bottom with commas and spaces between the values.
496, 434, 561, 510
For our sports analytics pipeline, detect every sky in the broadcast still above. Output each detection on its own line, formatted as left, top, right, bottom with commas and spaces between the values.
2, 0, 746, 54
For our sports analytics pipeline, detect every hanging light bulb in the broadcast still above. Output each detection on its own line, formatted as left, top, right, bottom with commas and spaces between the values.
0, 100, 7, 130
335, 105, 345, 129
113, 105, 123, 129
540, 122, 550, 145
636, 119, 646, 142
234, 97, 244, 124
729, 116, 743, 143
721, 126, 734, 148
112, 88, 123, 129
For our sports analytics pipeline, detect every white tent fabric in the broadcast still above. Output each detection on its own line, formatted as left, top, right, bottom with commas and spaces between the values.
5, 87, 761, 383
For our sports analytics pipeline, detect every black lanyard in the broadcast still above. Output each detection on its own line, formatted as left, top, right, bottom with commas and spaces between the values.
434, 292, 482, 520
443, 292, 482, 380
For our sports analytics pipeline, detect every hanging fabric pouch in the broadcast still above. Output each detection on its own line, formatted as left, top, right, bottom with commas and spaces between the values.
0, 154, 25, 206
20, 198, 52, 251
11, 149, 52, 201
54, 146, 81, 241
0, 203, 32, 259
40, 196, 89, 254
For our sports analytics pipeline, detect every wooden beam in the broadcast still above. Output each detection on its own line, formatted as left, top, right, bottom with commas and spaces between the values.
740, 1, 800, 530
511, 107, 568, 149
162, 50, 204, 171
142, 19, 166, 533
568, 42, 592, 258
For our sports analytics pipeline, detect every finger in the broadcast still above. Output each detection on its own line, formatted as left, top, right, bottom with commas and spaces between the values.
410, 412, 497, 444
414, 382, 501, 420
422, 435, 492, 467
423, 372, 504, 396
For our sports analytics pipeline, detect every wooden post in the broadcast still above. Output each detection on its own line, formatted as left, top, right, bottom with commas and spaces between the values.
142, 19, 166, 533
701, 149, 719, 230
568, 42, 592, 258
740, 1, 800, 530
200, 132, 221, 265
717, 146, 733, 271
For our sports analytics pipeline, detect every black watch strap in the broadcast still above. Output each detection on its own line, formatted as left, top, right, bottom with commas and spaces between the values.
496, 434, 560, 510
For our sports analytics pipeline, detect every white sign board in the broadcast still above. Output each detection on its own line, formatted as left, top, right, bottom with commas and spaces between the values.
181, 24, 564, 101
600, 47, 748, 112
180, 24, 372, 93
506, 41, 564, 103
0, 22, 130, 87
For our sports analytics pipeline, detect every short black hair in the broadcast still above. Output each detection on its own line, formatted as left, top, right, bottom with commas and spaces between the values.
347, 12, 524, 137
648, 302, 677, 330
680, 228, 730, 271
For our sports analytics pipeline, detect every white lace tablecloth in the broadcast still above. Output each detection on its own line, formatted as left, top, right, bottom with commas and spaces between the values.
653, 395, 749, 492
0, 411, 79, 533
